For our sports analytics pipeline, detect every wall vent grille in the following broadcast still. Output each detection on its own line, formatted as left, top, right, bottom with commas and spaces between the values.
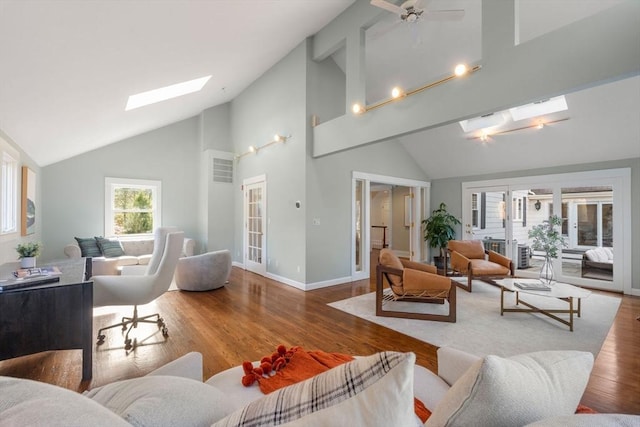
212, 158, 233, 183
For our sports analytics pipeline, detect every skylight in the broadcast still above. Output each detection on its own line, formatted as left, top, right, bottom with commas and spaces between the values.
508, 96, 568, 121
459, 95, 568, 132
125, 76, 211, 111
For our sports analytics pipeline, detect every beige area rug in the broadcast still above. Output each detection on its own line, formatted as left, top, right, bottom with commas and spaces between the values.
328, 280, 621, 358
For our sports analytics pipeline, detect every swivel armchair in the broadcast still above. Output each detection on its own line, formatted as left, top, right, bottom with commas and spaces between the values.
93, 228, 184, 350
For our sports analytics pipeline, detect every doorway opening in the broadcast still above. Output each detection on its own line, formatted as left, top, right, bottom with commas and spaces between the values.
352, 172, 430, 282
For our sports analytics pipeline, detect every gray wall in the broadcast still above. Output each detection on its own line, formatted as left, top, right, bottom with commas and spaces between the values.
41, 117, 202, 261
0, 130, 42, 264
199, 104, 235, 253
230, 41, 308, 282
430, 158, 640, 290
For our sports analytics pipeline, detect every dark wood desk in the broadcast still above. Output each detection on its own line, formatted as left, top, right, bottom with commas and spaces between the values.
0, 259, 93, 379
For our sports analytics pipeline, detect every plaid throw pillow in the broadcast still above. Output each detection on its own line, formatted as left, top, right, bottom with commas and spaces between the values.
74, 237, 103, 258
95, 237, 125, 258
212, 351, 416, 427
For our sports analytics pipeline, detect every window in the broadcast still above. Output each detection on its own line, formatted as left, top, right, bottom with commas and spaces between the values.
471, 193, 480, 228
105, 178, 161, 237
1, 138, 19, 236
512, 197, 523, 222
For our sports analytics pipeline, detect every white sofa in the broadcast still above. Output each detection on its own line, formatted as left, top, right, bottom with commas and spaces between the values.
1, 347, 637, 426
64, 235, 195, 275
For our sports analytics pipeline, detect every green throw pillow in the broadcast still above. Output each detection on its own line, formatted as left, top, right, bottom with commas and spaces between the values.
95, 237, 125, 258
75, 237, 103, 257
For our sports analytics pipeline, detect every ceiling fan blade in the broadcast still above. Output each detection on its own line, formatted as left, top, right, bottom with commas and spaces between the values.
371, 0, 406, 16
423, 9, 465, 20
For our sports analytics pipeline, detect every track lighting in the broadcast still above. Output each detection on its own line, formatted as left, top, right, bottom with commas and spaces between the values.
468, 118, 569, 141
351, 63, 481, 115
236, 134, 292, 160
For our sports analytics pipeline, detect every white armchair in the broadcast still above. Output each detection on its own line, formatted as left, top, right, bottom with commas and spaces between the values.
93, 228, 184, 350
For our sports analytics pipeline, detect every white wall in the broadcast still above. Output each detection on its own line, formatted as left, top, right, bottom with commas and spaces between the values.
0, 130, 41, 264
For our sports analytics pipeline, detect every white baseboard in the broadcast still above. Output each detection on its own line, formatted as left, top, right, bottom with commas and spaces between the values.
303, 276, 353, 291
232, 264, 353, 291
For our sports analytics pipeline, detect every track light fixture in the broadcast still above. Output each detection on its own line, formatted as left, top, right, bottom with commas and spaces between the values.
236, 134, 291, 160
351, 63, 481, 115
467, 118, 569, 142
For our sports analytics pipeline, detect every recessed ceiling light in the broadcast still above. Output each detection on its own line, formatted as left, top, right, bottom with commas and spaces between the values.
125, 75, 211, 111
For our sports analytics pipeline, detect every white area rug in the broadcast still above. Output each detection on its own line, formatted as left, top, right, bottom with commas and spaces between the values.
328, 280, 621, 358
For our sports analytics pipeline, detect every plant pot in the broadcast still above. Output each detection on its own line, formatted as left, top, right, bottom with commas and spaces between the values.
20, 257, 36, 269
433, 256, 447, 270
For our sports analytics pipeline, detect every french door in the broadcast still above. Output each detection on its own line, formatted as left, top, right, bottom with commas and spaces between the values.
462, 169, 631, 294
243, 175, 266, 276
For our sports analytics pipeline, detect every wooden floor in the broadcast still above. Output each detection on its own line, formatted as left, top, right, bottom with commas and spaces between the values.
0, 266, 638, 415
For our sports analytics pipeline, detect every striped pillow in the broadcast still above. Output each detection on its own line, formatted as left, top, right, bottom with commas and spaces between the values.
74, 237, 103, 258
95, 237, 125, 258
212, 351, 416, 427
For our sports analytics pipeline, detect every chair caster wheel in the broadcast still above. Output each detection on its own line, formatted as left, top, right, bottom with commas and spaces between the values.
125, 339, 133, 350
97, 334, 105, 344
156, 318, 164, 327
161, 327, 169, 337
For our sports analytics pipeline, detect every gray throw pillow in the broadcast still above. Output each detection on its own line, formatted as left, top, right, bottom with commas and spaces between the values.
74, 236, 103, 257
95, 237, 125, 258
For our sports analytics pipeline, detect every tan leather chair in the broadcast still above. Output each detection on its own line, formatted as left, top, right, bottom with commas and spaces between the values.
376, 249, 456, 322
447, 240, 514, 292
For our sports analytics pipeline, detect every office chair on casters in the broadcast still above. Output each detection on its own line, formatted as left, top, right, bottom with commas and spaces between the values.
93, 228, 184, 350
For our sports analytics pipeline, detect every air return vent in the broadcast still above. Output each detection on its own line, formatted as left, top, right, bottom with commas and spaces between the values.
212, 158, 233, 183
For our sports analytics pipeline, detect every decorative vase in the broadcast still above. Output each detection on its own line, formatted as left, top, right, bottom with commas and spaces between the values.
539, 256, 555, 284
20, 257, 36, 269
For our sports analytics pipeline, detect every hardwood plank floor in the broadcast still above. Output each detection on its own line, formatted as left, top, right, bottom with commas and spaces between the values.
0, 266, 638, 415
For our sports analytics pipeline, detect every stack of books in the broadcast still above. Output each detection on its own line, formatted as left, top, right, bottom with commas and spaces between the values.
0, 266, 61, 292
514, 281, 551, 291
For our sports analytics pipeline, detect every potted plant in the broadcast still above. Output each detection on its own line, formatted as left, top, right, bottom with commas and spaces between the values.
528, 215, 566, 284
422, 202, 461, 269
16, 242, 42, 268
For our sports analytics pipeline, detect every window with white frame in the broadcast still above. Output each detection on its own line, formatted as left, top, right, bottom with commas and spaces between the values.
512, 197, 524, 222
105, 177, 161, 237
1, 139, 19, 236
471, 193, 480, 228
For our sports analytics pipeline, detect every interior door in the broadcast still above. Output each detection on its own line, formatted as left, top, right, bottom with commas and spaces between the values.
244, 177, 266, 275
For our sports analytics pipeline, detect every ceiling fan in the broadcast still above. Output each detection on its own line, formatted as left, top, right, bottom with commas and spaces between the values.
370, 0, 464, 23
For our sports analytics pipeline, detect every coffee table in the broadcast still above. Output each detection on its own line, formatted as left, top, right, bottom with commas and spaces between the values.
494, 278, 591, 332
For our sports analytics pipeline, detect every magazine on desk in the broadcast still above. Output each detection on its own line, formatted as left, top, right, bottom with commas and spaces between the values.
514, 281, 551, 291
0, 267, 62, 291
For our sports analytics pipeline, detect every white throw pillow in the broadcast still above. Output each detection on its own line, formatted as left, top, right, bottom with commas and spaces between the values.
425, 351, 594, 427
85, 375, 231, 426
212, 351, 416, 427
525, 414, 640, 426
0, 376, 130, 427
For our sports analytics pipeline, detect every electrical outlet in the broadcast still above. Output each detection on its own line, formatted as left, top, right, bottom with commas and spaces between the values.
312, 218, 320, 225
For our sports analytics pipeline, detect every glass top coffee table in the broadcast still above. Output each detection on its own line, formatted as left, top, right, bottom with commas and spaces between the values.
494, 278, 592, 332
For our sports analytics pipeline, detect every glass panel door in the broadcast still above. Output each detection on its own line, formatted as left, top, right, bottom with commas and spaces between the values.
462, 187, 508, 257
562, 186, 613, 285
244, 179, 266, 275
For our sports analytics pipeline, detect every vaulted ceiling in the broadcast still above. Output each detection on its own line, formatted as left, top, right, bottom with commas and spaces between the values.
0, 0, 637, 176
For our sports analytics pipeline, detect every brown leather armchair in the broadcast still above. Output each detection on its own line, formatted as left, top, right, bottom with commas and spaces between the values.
447, 240, 514, 292
376, 249, 456, 322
